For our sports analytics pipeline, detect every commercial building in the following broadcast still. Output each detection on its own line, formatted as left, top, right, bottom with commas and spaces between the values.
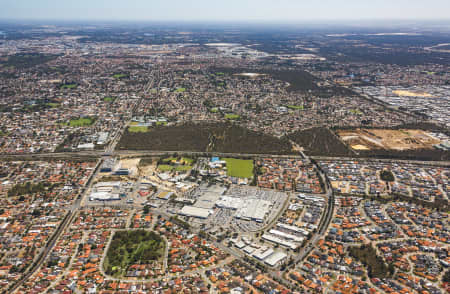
252, 247, 274, 261
264, 251, 287, 267
261, 233, 298, 250
100, 158, 116, 173
235, 199, 271, 223
97, 132, 109, 145
216, 196, 242, 210
179, 206, 211, 219
89, 191, 120, 201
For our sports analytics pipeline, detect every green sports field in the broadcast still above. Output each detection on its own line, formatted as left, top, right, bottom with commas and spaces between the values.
46, 102, 60, 108
60, 84, 77, 90
157, 164, 174, 172
287, 105, 304, 110
113, 73, 127, 79
161, 157, 177, 163
225, 114, 240, 120
68, 117, 95, 127
175, 165, 192, 172
128, 126, 148, 133
157, 164, 192, 172
222, 158, 254, 178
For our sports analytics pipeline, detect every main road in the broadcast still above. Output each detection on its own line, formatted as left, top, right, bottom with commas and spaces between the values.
9, 158, 104, 293
266, 162, 335, 287
290, 165, 334, 266
2, 150, 449, 167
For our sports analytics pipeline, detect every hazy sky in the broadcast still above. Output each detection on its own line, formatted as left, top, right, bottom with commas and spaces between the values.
1, 0, 449, 22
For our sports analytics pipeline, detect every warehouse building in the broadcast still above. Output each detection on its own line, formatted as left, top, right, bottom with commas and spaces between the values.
179, 206, 211, 219
89, 191, 120, 201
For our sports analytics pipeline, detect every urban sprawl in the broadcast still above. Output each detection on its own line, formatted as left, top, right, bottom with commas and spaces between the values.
0, 24, 449, 294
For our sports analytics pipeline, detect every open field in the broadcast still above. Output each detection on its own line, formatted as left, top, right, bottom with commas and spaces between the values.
112, 73, 127, 79
157, 164, 174, 172
222, 158, 254, 178
287, 105, 304, 110
118, 122, 295, 154
393, 90, 433, 97
174, 165, 192, 172
103, 97, 115, 102
68, 117, 95, 127
138, 159, 159, 178
349, 109, 363, 115
338, 129, 442, 151
119, 158, 140, 171
157, 164, 192, 172
46, 102, 60, 108
60, 83, 77, 90
128, 126, 148, 133
225, 114, 240, 120
161, 157, 177, 163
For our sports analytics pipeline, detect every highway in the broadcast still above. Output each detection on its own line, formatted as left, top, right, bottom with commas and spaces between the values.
0, 150, 306, 160
2, 150, 449, 167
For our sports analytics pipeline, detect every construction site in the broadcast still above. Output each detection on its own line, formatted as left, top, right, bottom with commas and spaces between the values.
337, 129, 445, 151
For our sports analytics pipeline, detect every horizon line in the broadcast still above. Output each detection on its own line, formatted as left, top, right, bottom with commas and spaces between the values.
1, 17, 450, 24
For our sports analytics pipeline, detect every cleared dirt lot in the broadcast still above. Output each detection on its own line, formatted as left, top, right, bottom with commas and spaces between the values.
338, 129, 442, 151
392, 90, 434, 98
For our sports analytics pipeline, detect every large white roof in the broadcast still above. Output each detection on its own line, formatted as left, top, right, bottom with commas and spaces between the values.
89, 192, 120, 200
179, 206, 211, 218
264, 251, 287, 267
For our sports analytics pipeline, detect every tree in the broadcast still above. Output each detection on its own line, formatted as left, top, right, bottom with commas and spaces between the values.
380, 170, 395, 182
32, 209, 41, 217
444, 270, 450, 283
